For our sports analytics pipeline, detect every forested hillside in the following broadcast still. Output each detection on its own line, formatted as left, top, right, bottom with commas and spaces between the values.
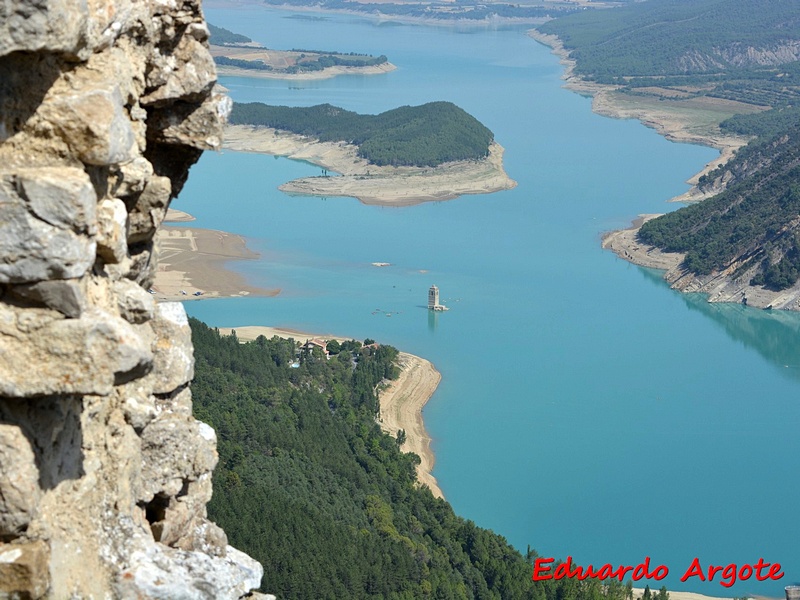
537, 0, 800, 100
638, 124, 800, 289
209, 23, 252, 45
190, 320, 637, 599
540, 0, 800, 292
229, 101, 494, 167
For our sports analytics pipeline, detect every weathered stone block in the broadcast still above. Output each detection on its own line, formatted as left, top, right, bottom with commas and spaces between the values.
11, 279, 87, 318
123, 241, 158, 288
139, 413, 217, 501
0, 425, 41, 539
96, 198, 129, 263
114, 279, 155, 324
0, 305, 153, 397
47, 86, 138, 166
118, 381, 162, 433
127, 174, 171, 244
116, 543, 263, 600
0, 169, 96, 284
140, 302, 194, 394
111, 156, 153, 200
149, 476, 226, 554
0, 540, 50, 599
171, 516, 228, 556
16, 169, 96, 234
148, 91, 231, 151
0, 0, 88, 59
142, 34, 216, 105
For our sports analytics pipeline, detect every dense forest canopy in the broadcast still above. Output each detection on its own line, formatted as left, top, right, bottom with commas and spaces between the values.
720, 105, 800, 139
190, 319, 649, 599
638, 125, 800, 289
538, 0, 800, 82
537, 0, 800, 108
208, 23, 253, 45
229, 101, 495, 167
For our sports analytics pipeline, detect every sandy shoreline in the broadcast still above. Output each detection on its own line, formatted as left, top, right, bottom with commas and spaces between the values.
223, 124, 517, 206
217, 325, 444, 498
377, 351, 443, 498
214, 61, 396, 80
527, 29, 750, 205
528, 30, 800, 310
151, 209, 279, 302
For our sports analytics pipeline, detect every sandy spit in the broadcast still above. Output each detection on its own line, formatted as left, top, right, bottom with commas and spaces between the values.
377, 352, 444, 499
223, 125, 517, 206
218, 325, 444, 498
217, 325, 348, 343
152, 209, 279, 302
215, 61, 396, 81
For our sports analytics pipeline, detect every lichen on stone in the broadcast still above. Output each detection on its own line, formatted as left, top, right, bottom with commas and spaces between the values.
0, 0, 259, 597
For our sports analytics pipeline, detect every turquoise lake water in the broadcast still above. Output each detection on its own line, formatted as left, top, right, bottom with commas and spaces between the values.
180, 8, 800, 595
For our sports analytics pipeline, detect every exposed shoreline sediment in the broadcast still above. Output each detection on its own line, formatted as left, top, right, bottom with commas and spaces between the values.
528, 30, 800, 311
223, 124, 517, 206
527, 29, 749, 203
601, 216, 800, 311
152, 209, 279, 302
214, 61, 397, 81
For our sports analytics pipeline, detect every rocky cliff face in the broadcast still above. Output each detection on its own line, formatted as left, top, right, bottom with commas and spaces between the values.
675, 41, 800, 72
0, 0, 265, 597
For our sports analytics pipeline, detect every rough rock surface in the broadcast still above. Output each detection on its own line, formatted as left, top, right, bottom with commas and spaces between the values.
0, 0, 263, 597
602, 216, 800, 311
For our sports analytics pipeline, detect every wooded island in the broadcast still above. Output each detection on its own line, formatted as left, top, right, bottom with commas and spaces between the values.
224, 101, 516, 205
209, 23, 392, 78
229, 101, 495, 167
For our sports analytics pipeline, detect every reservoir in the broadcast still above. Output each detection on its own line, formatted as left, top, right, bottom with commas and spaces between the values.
181, 7, 800, 595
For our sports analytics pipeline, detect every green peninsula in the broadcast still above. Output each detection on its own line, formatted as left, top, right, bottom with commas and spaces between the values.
190, 319, 638, 599
637, 124, 800, 291
229, 101, 495, 167
209, 23, 393, 79
224, 101, 516, 205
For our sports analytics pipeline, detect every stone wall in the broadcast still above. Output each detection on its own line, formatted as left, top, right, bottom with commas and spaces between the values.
0, 0, 264, 597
